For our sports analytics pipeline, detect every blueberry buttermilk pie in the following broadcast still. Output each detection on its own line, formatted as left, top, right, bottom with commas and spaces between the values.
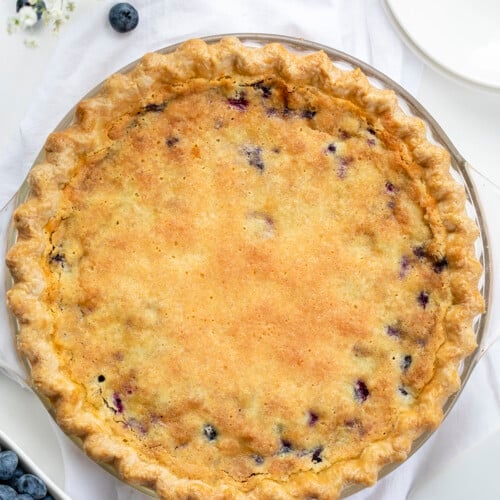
6, 38, 484, 499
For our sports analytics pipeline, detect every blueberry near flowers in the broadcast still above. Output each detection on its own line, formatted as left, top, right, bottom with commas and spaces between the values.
16, 0, 45, 21
108, 3, 139, 33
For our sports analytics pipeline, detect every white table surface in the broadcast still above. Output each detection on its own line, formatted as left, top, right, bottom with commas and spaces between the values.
1, 3, 500, 499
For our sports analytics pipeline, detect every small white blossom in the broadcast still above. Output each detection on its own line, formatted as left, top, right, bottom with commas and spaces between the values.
18, 6, 38, 29
7, 0, 78, 46
24, 37, 39, 48
7, 16, 21, 34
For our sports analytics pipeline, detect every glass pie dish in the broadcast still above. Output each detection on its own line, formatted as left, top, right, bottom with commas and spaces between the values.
0, 34, 492, 498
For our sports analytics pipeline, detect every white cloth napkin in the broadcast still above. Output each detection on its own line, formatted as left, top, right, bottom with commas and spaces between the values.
1, 1, 498, 499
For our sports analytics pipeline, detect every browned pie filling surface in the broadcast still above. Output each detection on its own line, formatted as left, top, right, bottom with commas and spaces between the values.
46, 79, 448, 483
7, 39, 483, 499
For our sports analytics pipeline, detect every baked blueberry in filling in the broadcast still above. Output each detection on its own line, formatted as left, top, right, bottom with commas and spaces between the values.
311, 446, 324, 464
228, 93, 249, 110
202, 424, 218, 441
433, 257, 448, 274
417, 291, 429, 309
113, 393, 124, 413
402, 355, 412, 371
279, 439, 293, 454
354, 380, 369, 403
243, 146, 265, 171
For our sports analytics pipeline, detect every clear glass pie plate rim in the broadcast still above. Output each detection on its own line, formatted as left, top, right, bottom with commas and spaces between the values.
2, 33, 492, 498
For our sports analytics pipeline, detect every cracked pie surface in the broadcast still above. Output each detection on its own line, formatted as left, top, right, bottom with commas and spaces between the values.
6, 38, 484, 499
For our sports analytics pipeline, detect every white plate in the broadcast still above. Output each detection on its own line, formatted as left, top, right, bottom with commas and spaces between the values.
384, 0, 500, 91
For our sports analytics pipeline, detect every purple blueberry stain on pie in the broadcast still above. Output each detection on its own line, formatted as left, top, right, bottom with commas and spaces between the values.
253, 454, 265, 465
49, 251, 65, 267
251, 80, 272, 98
401, 355, 412, 371
301, 109, 317, 119
413, 245, 426, 259
279, 439, 293, 454
166, 136, 179, 147
113, 392, 124, 413
399, 255, 410, 279
399, 386, 409, 396
337, 157, 352, 179
228, 93, 249, 110
386, 324, 401, 337
433, 257, 449, 274
143, 102, 166, 113
367, 138, 376, 147
326, 143, 336, 154
307, 411, 319, 426
243, 146, 265, 172
311, 446, 324, 464
385, 181, 396, 194
203, 423, 218, 441
339, 130, 350, 140
417, 291, 429, 309
354, 380, 369, 403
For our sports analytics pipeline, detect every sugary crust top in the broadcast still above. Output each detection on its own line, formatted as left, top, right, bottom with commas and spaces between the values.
6, 37, 484, 499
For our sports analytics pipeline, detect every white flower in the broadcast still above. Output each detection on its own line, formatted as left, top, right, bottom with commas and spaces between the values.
6, 16, 21, 34
24, 37, 39, 48
18, 6, 38, 29
48, 7, 65, 22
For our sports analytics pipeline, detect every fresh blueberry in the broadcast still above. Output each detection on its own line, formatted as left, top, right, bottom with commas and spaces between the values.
0, 451, 18, 481
13, 474, 46, 500
97, 374, 105, 383
202, 424, 218, 441
16, 0, 45, 20
7, 467, 24, 488
354, 380, 369, 403
0, 485, 16, 500
41, 496, 54, 500
108, 3, 139, 33
15, 495, 34, 500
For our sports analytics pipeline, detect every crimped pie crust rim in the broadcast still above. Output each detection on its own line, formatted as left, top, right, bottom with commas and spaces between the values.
5, 37, 485, 499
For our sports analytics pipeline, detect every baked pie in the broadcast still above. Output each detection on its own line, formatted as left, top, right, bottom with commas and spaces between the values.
6, 37, 484, 499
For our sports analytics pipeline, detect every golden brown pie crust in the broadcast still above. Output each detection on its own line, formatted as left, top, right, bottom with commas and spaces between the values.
6, 37, 484, 499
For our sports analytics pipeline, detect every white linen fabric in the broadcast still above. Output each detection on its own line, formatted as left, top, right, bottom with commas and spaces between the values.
1, 1, 498, 499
